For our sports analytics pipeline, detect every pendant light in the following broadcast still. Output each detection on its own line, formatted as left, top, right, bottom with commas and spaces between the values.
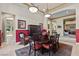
45, 4, 51, 18
45, 14, 51, 17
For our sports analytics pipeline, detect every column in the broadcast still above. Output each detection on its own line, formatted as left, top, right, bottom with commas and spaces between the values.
43, 17, 48, 31
76, 8, 79, 43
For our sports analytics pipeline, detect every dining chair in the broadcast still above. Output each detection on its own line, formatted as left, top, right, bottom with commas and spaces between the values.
29, 33, 42, 56
56, 34, 60, 49
41, 41, 52, 56
50, 35, 57, 53
50, 34, 60, 53
19, 32, 30, 45
40, 35, 53, 56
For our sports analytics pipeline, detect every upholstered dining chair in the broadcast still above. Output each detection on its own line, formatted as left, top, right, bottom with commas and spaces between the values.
19, 32, 30, 45
29, 33, 42, 56
50, 34, 60, 53
56, 34, 60, 49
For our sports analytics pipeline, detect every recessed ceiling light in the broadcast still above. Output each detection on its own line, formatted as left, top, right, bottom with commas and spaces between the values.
29, 7, 38, 13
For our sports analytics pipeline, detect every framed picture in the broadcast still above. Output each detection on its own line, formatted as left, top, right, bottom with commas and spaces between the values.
18, 20, 26, 29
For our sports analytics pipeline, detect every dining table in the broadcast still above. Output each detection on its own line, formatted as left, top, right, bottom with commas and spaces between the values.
28, 35, 57, 56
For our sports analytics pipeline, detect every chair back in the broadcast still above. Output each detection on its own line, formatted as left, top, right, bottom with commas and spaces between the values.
50, 35, 56, 44
19, 32, 25, 39
19, 32, 26, 45
56, 34, 60, 42
32, 33, 40, 41
50, 33, 60, 43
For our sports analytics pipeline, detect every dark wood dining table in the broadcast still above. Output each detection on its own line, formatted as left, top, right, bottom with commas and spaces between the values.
28, 35, 57, 56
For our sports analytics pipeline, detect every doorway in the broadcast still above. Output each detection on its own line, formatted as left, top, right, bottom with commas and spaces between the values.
63, 17, 76, 38
2, 12, 15, 45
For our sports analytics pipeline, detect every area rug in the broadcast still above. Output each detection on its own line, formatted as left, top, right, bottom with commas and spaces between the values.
15, 43, 73, 56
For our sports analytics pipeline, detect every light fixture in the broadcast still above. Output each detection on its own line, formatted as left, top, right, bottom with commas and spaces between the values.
44, 4, 51, 18
6, 17, 14, 20
45, 14, 51, 17
43, 9, 46, 12
29, 6, 38, 13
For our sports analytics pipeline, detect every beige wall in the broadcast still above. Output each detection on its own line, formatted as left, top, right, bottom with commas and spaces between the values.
0, 3, 44, 43
52, 15, 75, 36
50, 3, 79, 29
0, 3, 44, 30
44, 4, 77, 34
43, 4, 78, 42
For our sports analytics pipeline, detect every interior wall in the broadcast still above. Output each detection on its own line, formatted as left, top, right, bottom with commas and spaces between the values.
0, 3, 44, 30
0, 3, 44, 43
43, 4, 79, 43
52, 15, 75, 37
0, 12, 2, 30
76, 7, 79, 42
43, 17, 48, 30
34, 3, 79, 43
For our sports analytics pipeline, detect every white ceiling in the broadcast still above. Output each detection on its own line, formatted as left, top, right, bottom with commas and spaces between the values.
31, 3, 76, 19
32, 3, 62, 12
24, 3, 76, 19
25, 3, 63, 13
30, 3, 76, 18
49, 9, 76, 19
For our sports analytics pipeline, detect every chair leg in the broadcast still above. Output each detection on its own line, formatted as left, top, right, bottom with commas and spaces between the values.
28, 42, 32, 56
41, 47, 44, 55
49, 50, 50, 56
58, 43, 59, 48
34, 50, 36, 56
53, 44, 57, 53
56, 43, 59, 51
49, 45, 51, 56
54, 43, 59, 53
29, 46, 31, 55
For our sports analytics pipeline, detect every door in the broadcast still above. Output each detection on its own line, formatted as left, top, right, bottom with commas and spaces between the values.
2, 12, 15, 45
4, 19, 14, 44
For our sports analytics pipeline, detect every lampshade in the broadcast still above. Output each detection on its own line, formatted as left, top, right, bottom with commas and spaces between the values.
29, 7, 38, 13
45, 14, 51, 17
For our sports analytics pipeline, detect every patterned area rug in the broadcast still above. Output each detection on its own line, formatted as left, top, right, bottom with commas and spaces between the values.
15, 43, 73, 56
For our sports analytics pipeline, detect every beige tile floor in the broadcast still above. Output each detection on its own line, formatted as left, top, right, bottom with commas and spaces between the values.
0, 42, 16, 56
0, 42, 30, 56
71, 43, 79, 56
0, 36, 79, 56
